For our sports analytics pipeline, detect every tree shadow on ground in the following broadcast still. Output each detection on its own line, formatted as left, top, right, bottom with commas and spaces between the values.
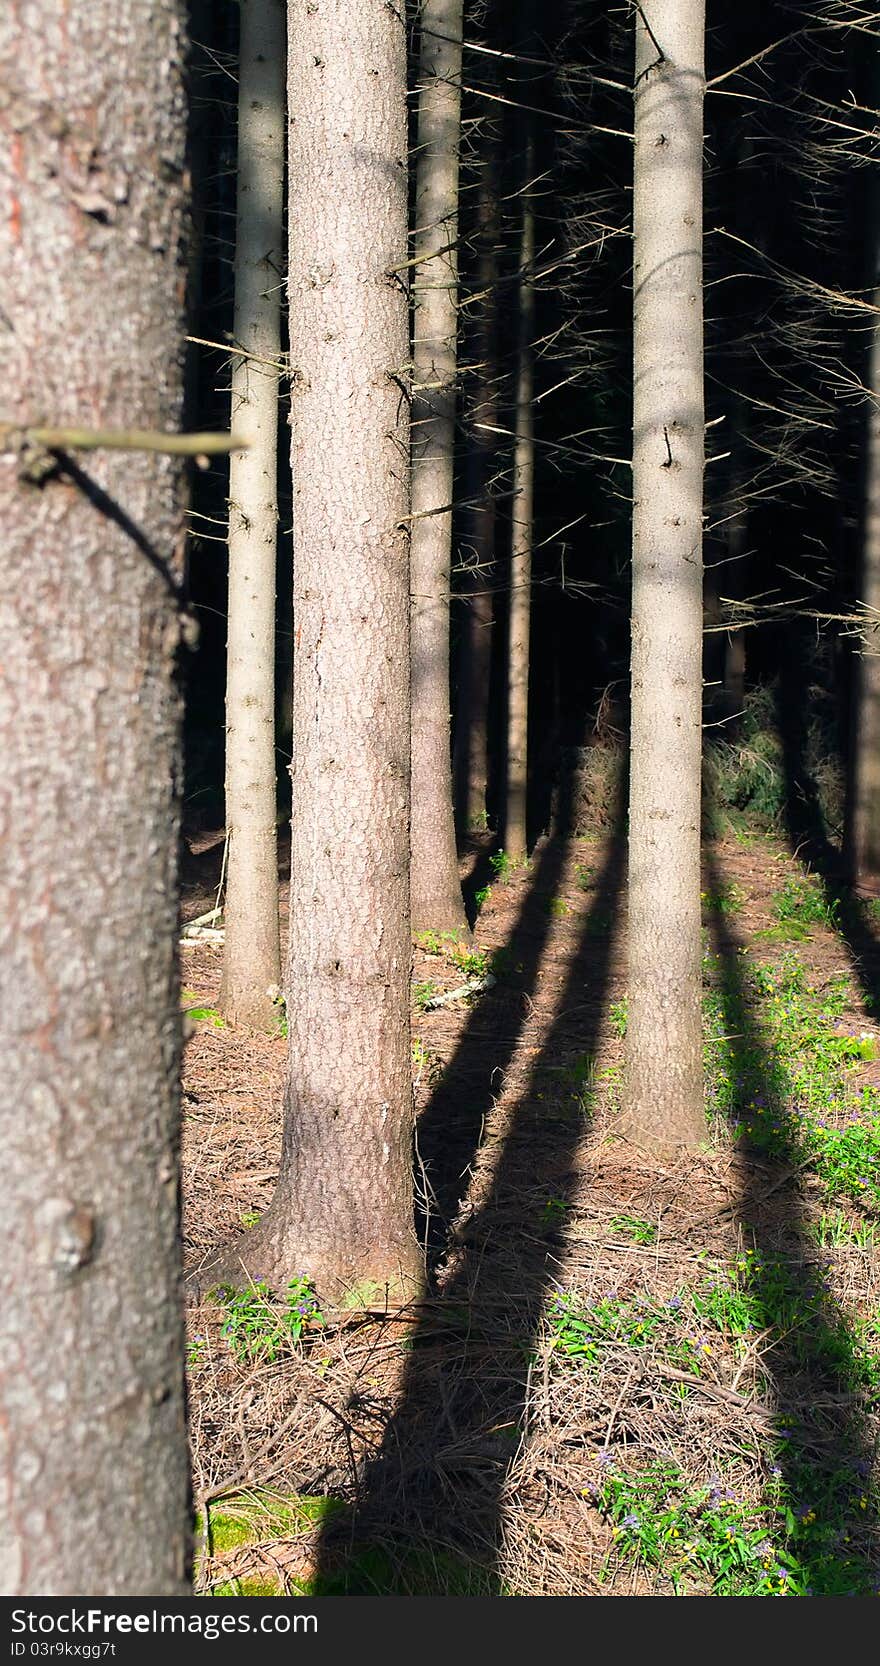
314, 781, 627, 1590
776, 649, 880, 1018
706, 844, 879, 1595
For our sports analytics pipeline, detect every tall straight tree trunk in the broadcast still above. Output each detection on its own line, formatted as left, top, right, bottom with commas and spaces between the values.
410, 0, 468, 935
454, 153, 500, 833
505, 135, 536, 863
197, 0, 421, 1303
845, 218, 880, 882
220, 0, 285, 1028
621, 0, 706, 1152
0, 1, 191, 1593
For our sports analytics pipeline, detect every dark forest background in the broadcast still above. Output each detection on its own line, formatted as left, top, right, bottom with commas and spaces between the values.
181, 0, 878, 869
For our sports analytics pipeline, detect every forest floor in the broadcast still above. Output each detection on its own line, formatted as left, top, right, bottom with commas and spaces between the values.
179, 821, 880, 1597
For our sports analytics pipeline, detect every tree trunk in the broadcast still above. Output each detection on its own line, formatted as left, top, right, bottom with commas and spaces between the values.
845, 233, 880, 882
454, 153, 500, 834
197, 0, 421, 1305
621, 0, 706, 1152
505, 136, 536, 862
410, 0, 467, 935
0, 0, 191, 1594
220, 0, 285, 1029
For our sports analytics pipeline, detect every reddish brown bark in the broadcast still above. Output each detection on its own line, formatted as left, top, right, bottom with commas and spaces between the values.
0, 0, 191, 1594
195, 0, 421, 1305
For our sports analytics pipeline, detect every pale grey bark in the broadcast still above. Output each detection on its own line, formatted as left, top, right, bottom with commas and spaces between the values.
0, 1, 191, 1593
621, 0, 707, 1152
505, 143, 536, 862
410, 0, 468, 934
454, 154, 500, 833
220, 0, 285, 1029
195, 0, 421, 1303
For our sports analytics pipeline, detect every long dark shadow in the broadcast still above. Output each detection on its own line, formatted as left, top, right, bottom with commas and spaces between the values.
315, 778, 626, 1590
416, 806, 574, 1270
776, 645, 880, 1018
706, 845, 878, 1596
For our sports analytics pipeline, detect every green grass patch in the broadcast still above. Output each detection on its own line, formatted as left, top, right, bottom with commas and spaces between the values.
702, 881, 747, 916
549, 1260, 880, 1595
703, 950, 880, 1211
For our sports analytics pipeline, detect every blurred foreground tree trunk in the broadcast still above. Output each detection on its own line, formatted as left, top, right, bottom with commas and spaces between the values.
220, 0, 285, 1028
0, 0, 191, 1593
621, 0, 707, 1151
197, 0, 421, 1303
410, 0, 468, 934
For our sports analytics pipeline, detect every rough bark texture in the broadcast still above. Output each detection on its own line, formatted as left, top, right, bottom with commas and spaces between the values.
200, 0, 421, 1304
505, 143, 536, 862
410, 0, 467, 934
845, 256, 880, 880
621, 1, 707, 1152
220, 0, 284, 1029
454, 156, 499, 833
0, 1, 191, 1594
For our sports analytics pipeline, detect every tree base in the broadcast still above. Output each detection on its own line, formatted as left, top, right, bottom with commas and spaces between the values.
614, 1115, 706, 1160
218, 975, 283, 1035
185, 1208, 425, 1311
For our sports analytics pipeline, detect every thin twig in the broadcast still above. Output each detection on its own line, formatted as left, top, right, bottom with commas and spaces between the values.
0, 421, 247, 457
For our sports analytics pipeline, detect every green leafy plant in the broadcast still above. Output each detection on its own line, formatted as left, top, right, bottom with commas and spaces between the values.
451, 944, 490, 979
269, 988, 288, 1039
415, 931, 492, 982
701, 881, 746, 916
610, 1213, 656, 1245
610, 997, 628, 1038
761, 872, 839, 941
489, 848, 514, 883
415, 928, 453, 956
217, 1277, 323, 1363
704, 949, 880, 1210
559, 1053, 596, 1113
807, 1210, 878, 1252
551, 1262, 880, 1595
585, 1457, 805, 1596
412, 980, 438, 1011
187, 1335, 206, 1368
488, 848, 528, 884
411, 1036, 441, 1084
183, 1001, 225, 1027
